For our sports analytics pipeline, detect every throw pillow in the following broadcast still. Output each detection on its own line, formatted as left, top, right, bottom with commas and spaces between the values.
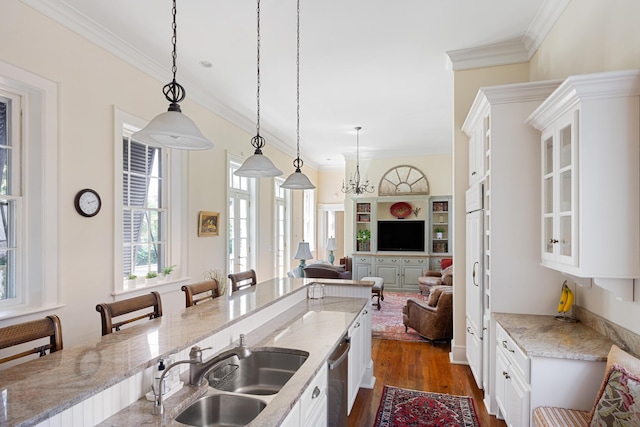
440, 258, 453, 270
589, 363, 640, 427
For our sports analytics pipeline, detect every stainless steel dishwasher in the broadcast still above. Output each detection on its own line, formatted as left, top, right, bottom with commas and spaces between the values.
327, 335, 350, 427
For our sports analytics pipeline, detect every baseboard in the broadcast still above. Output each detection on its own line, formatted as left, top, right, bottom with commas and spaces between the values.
449, 342, 468, 365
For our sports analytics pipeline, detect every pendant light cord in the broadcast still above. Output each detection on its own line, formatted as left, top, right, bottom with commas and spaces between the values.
293, 0, 303, 171
163, 0, 185, 110
251, 0, 266, 151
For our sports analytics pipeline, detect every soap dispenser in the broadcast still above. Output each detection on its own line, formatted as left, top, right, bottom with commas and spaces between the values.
153, 359, 166, 396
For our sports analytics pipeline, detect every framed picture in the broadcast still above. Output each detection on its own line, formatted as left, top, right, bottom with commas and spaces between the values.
198, 211, 220, 236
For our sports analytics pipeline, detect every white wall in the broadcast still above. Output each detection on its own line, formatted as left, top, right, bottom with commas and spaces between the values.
0, 0, 309, 347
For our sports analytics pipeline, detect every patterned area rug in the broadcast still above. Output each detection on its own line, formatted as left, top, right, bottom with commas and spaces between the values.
374, 385, 481, 427
372, 291, 427, 342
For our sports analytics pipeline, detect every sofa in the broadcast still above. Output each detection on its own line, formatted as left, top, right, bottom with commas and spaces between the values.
418, 264, 453, 296
402, 285, 453, 344
533, 344, 640, 426
303, 263, 352, 280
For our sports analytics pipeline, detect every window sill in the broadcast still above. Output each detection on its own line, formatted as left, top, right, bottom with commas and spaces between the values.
0, 303, 66, 322
113, 276, 192, 297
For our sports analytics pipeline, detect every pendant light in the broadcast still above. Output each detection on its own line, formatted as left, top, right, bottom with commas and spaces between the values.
281, 0, 315, 190
341, 127, 375, 194
234, 0, 283, 178
132, 0, 213, 151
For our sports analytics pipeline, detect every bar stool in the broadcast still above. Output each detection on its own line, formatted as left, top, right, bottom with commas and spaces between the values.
0, 315, 63, 365
96, 291, 162, 335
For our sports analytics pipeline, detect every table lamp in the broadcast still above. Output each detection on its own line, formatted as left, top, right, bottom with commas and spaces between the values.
326, 237, 337, 265
294, 241, 313, 278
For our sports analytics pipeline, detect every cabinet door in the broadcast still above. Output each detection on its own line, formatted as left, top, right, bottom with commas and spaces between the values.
541, 111, 577, 268
401, 264, 424, 289
353, 256, 372, 280
465, 317, 483, 389
506, 369, 530, 427
280, 401, 300, 427
375, 257, 400, 287
495, 350, 509, 418
469, 127, 485, 185
348, 314, 364, 411
466, 210, 483, 336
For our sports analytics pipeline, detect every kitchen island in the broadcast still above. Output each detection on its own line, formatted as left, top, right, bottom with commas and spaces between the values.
0, 277, 375, 426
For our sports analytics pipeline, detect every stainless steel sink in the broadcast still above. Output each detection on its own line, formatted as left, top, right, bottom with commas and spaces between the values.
207, 348, 309, 395
174, 394, 266, 427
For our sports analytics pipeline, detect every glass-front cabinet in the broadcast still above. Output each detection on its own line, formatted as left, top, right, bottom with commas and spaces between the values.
541, 110, 577, 268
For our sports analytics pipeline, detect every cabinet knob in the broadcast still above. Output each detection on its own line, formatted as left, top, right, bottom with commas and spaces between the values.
503, 371, 511, 379
502, 340, 515, 353
472, 171, 477, 176
549, 238, 559, 244
466, 326, 474, 335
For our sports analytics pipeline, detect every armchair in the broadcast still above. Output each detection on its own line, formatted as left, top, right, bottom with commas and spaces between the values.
402, 286, 453, 344
303, 264, 352, 280
418, 264, 453, 296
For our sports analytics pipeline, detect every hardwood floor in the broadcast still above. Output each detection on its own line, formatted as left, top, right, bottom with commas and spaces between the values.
348, 338, 507, 426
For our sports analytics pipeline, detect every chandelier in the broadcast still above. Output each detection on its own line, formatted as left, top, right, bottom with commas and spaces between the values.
341, 126, 375, 195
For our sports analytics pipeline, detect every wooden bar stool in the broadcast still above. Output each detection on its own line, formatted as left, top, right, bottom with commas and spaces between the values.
181, 280, 219, 307
228, 269, 257, 292
96, 291, 162, 335
0, 315, 63, 365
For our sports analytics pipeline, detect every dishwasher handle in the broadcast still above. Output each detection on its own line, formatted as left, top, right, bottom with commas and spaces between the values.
328, 337, 350, 370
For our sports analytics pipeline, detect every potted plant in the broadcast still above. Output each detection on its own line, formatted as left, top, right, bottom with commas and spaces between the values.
125, 274, 137, 288
356, 229, 371, 252
434, 227, 445, 239
145, 271, 159, 285
161, 265, 176, 281
204, 268, 226, 297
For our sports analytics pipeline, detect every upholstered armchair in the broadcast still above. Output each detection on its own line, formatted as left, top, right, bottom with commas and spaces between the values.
402, 286, 453, 344
418, 264, 453, 296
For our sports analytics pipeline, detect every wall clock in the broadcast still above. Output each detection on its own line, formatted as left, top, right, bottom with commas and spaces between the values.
74, 188, 101, 217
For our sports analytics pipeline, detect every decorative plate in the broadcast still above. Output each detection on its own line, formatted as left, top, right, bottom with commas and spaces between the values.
390, 202, 412, 219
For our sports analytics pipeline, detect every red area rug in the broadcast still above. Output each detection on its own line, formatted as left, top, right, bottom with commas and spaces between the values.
372, 291, 427, 342
374, 385, 480, 427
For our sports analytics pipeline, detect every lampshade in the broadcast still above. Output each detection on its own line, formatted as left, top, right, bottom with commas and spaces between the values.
234, 151, 283, 177
326, 237, 337, 251
281, 170, 315, 189
294, 241, 313, 260
132, 111, 214, 150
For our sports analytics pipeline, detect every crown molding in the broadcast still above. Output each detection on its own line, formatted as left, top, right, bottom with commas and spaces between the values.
446, 0, 572, 71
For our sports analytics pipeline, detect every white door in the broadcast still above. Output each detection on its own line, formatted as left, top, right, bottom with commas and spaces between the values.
466, 210, 484, 336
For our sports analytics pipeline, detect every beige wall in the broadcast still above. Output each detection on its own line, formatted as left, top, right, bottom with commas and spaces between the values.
0, 0, 308, 346
452, 0, 640, 347
529, 0, 640, 335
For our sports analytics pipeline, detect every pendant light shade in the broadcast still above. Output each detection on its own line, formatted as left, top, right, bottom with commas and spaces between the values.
133, 110, 213, 150
132, 0, 213, 151
281, 0, 315, 190
235, 0, 282, 178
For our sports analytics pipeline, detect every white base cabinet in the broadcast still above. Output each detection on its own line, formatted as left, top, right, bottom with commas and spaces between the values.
348, 309, 364, 412
353, 255, 428, 290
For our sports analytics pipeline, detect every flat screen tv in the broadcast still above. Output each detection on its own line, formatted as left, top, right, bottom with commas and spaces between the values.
377, 220, 425, 252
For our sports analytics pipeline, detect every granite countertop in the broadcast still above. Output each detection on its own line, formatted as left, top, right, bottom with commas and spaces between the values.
494, 312, 615, 361
0, 277, 374, 426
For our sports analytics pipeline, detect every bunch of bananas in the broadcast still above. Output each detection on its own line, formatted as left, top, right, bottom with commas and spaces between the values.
557, 281, 575, 313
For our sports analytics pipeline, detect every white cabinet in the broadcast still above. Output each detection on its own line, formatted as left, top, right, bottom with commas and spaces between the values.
299, 363, 328, 427
353, 256, 373, 280
463, 80, 566, 416
466, 317, 483, 389
348, 311, 364, 412
527, 70, 640, 299
374, 256, 400, 287
279, 400, 300, 427
495, 329, 530, 427
400, 258, 427, 288
468, 124, 486, 185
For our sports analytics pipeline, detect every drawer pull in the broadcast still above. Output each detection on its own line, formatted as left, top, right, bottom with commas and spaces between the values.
502, 340, 515, 353
503, 371, 511, 379
466, 326, 474, 335
312, 386, 321, 399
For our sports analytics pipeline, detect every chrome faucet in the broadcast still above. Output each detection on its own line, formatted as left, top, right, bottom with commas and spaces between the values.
151, 334, 251, 415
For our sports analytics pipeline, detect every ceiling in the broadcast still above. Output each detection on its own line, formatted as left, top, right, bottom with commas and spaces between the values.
24, 0, 569, 170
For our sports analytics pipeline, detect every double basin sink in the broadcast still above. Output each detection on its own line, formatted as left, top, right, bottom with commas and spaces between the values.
175, 348, 309, 427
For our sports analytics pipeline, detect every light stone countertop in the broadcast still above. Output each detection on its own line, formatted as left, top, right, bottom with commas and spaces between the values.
494, 313, 615, 361
0, 277, 373, 427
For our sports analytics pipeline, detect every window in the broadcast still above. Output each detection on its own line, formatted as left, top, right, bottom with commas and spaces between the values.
122, 138, 166, 278
115, 109, 187, 293
303, 189, 316, 250
274, 178, 290, 277
228, 156, 256, 274
0, 60, 59, 315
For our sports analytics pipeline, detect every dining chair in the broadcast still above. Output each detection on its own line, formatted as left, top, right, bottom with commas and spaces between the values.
96, 291, 162, 335
0, 315, 63, 365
